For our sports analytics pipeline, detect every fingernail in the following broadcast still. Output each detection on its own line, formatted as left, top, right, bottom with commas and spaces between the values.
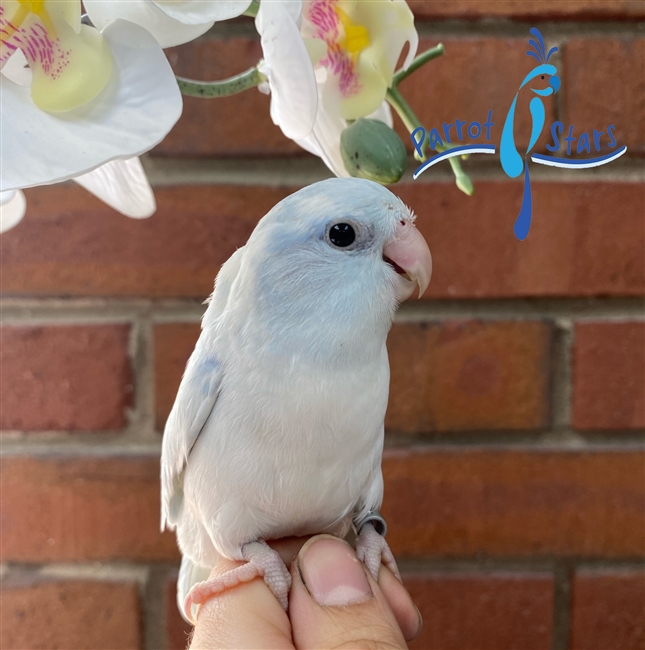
298, 536, 373, 607
415, 604, 424, 635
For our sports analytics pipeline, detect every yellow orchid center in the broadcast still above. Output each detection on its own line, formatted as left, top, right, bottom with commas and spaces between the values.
0, 0, 112, 112
304, 0, 417, 121
334, 6, 369, 59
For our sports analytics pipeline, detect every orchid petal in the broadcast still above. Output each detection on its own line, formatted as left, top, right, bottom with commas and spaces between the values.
295, 82, 348, 177
279, 0, 303, 24
303, 0, 417, 120
256, 0, 317, 140
1, 20, 182, 192
1, 0, 114, 112
367, 99, 393, 128
361, 0, 418, 76
73, 157, 156, 218
153, 0, 252, 25
0, 189, 26, 233
84, 0, 213, 48
1, 50, 32, 86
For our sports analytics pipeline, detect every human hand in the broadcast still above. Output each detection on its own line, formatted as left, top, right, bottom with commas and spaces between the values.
188, 534, 422, 649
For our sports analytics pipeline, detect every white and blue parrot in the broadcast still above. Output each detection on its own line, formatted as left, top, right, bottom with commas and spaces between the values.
160, 178, 432, 622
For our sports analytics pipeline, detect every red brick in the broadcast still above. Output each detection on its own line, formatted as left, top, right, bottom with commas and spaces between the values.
4, 184, 288, 298
0, 325, 132, 431
395, 181, 645, 299
155, 323, 201, 431
0, 455, 178, 562
387, 321, 552, 432
573, 322, 645, 430
409, 0, 644, 19
570, 570, 645, 650
155, 38, 301, 157
154, 321, 551, 433
563, 38, 645, 154
7, 181, 644, 299
381, 448, 645, 557
396, 38, 557, 154
166, 579, 193, 650
405, 572, 553, 650
0, 576, 142, 650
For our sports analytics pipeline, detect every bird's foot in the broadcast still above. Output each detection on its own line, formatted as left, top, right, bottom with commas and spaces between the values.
183, 540, 291, 622
355, 522, 401, 581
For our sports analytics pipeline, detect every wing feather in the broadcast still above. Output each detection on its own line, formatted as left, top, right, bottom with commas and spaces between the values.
160, 248, 245, 529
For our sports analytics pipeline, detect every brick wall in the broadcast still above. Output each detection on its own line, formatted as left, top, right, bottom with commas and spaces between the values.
2, 2, 644, 649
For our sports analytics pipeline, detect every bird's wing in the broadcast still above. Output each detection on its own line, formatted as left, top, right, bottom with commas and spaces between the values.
160, 248, 245, 530
527, 96, 545, 153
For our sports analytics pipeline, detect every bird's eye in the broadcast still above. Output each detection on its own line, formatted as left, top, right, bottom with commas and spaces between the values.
541, 75, 545, 80
328, 223, 356, 248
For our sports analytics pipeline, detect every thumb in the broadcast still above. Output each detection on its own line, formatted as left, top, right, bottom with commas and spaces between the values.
289, 535, 409, 650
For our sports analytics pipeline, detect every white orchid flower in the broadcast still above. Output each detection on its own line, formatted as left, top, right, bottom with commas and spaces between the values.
0, 0, 183, 231
73, 157, 157, 219
0, 190, 27, 233
256, 0, 418, 176
84, 0, 253, 48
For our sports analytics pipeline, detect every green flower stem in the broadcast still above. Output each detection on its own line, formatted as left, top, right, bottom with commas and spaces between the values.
385, 86, 473, 196
176, 66, 265, 98
392, 44, 445, 87
385, 85, 419, 135
243, 0, 260, 17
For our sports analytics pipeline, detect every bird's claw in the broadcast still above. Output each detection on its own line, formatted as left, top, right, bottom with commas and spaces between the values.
183, 540, 291, 623
355, 521, 401, 582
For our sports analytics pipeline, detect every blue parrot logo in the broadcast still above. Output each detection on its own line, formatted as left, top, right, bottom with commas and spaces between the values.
500, 28, 560, 240
410, 27, 626, 241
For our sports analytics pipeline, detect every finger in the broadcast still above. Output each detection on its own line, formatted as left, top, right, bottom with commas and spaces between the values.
289, 535, 411, 650
189, 554, 293, 650
273, 536, 421, 640
377, 564, 422, 642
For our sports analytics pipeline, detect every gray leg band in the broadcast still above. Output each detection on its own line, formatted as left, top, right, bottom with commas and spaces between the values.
354, 509, 387, 537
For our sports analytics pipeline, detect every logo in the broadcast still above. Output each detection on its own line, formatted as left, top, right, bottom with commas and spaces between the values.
410, 28, 628, 240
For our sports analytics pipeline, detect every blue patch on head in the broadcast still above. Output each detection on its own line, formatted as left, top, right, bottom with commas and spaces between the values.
259, 180, 396, 249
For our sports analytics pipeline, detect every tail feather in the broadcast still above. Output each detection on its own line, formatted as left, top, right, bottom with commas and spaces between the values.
514, 163, 533, 240
177, 555, 211, 624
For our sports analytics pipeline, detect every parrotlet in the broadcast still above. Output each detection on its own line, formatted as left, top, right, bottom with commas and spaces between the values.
161, 178, 432, 623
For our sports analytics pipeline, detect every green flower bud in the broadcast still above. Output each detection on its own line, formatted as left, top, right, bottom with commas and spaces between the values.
340, 118, 407, 185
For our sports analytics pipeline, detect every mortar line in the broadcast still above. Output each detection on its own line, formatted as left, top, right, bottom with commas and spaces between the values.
140, 155, 645, 187
414, 19, 645, 39
198, 18, 645, 40
2, 297, 644, 322
552, 561, 572, 650
1, 435, 643, 456
1, 563, 151, 583
571, 560, 645, 572
143, 565, 178, 650
128, 312, 157, 441
551, 318, 574, 431
395, 556, 645, 573
2, 556, 641, 577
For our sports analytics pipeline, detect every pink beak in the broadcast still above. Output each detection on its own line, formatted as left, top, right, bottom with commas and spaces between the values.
383, 220, 432, 299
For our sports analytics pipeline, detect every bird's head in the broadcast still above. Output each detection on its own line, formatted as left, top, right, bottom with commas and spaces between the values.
522, 28, 560, 96
520, 64, 561, 97
237, 178, 432, 346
